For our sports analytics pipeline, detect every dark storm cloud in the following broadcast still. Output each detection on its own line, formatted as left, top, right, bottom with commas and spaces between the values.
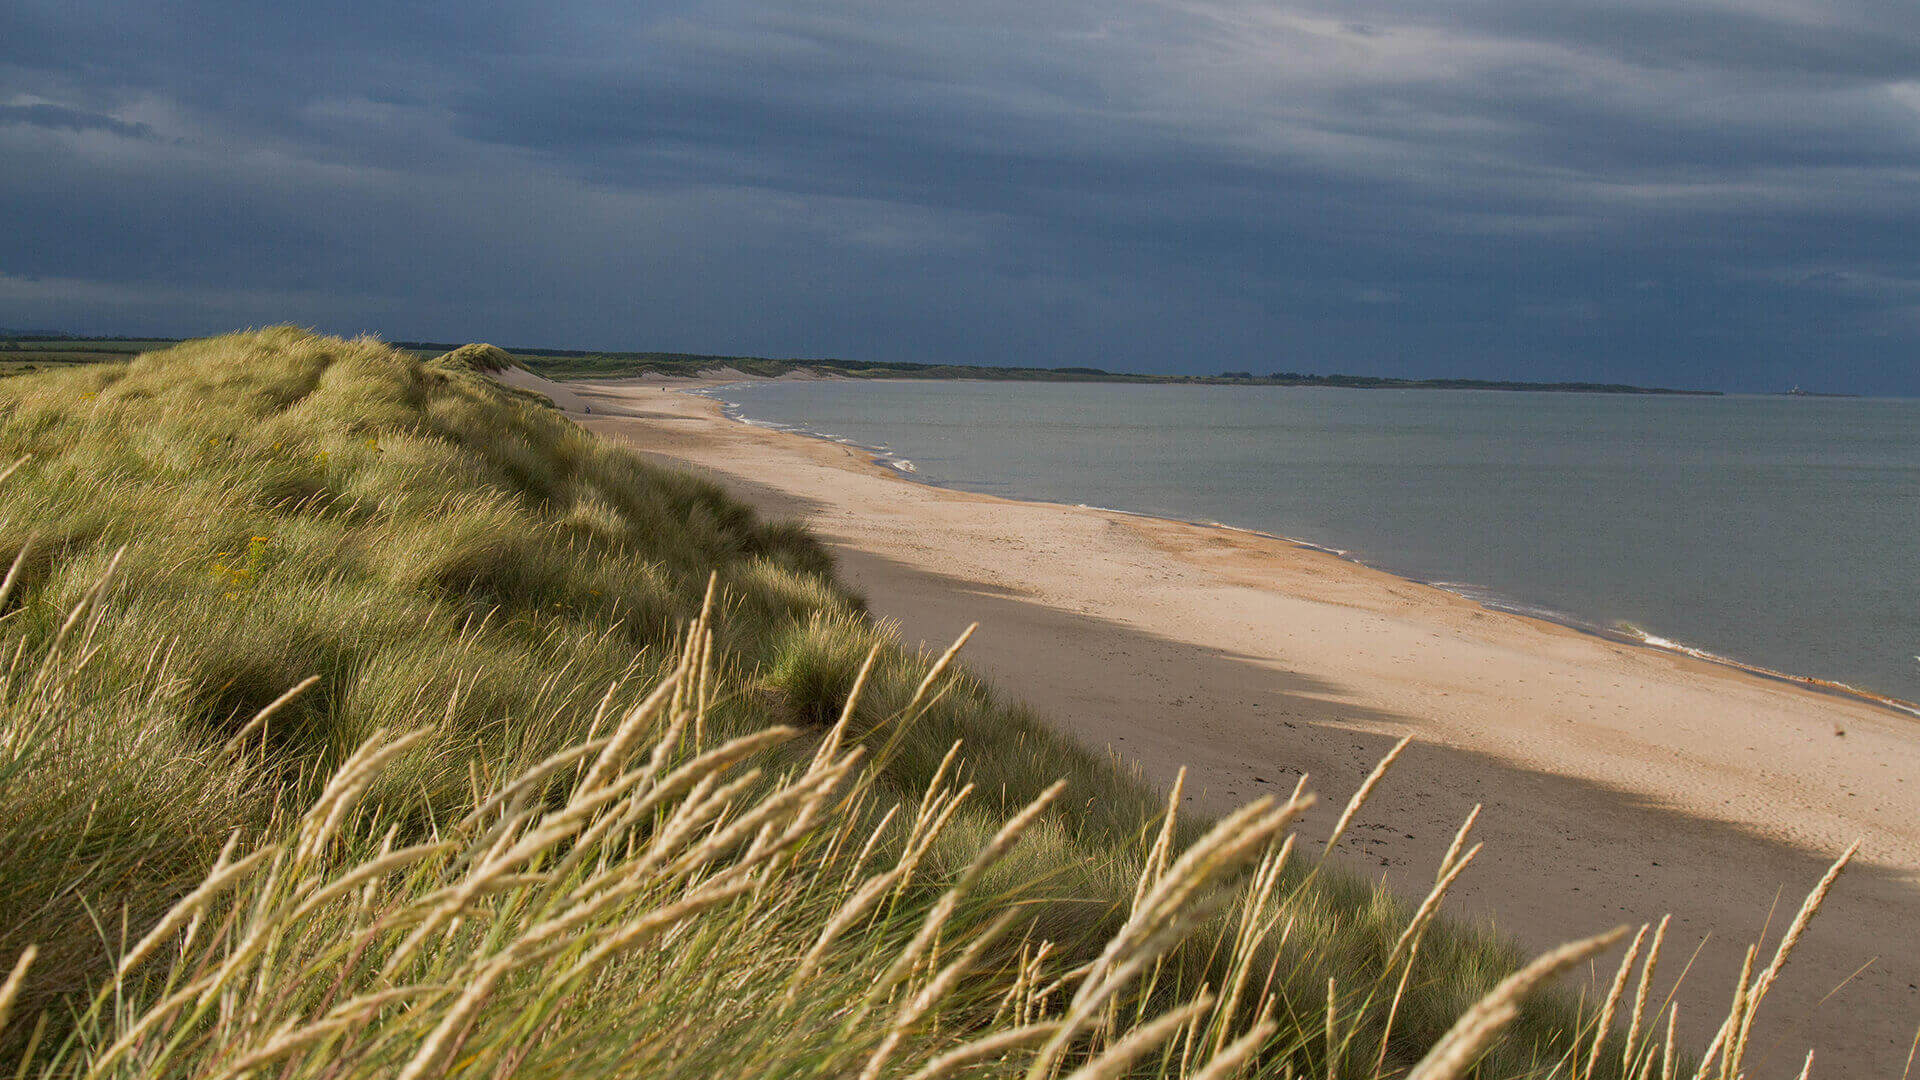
2, 0, 1918, 392
1450, 3, 1920, 82
0, 104, 154, 139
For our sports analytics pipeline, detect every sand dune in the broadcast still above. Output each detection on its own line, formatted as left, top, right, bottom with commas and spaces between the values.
571, 377, 1919, 1078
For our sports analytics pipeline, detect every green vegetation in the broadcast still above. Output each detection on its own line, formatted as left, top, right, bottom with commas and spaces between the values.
0, 330, 1828, 1077
0, 338, 161, 377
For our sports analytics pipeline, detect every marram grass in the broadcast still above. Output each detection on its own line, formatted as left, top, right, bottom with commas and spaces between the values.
0, 329, 1858, 1077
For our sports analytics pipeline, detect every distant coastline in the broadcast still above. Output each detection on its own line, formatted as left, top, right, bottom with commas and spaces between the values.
0, 333, 1720, 394
432, 342, 1724, 395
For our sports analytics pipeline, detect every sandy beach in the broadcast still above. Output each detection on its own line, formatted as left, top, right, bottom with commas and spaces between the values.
561, 373, 1918, 1077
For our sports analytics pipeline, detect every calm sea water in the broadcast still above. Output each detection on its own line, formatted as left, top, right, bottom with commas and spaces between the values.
703, 381, 1920, 703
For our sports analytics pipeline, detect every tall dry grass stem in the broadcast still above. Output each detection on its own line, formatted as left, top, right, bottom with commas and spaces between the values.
1407, 926, 1631, 1080
0, 946, 33, 1035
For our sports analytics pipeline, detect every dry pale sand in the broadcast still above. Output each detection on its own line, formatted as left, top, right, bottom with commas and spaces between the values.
557, 373, 1918, 1078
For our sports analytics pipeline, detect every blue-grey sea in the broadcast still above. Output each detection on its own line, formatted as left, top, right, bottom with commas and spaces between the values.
701, 380, 1920, 704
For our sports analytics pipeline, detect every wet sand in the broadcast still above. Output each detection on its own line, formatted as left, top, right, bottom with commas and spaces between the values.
561, 373, 1918, 1077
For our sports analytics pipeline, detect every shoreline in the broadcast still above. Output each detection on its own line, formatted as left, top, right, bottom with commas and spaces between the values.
696, 380, 1920, 722
1190, 517, 1920, 720
565, 371, 1920, 1076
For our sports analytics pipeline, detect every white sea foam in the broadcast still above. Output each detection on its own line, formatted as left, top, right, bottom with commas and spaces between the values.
1074, 503, 1150, 517
701, 387, 921, 477
1615, 626, 1920, 716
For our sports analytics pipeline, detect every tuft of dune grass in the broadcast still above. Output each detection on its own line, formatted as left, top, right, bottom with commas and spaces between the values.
432, 341, 516, 373
0, 329, 1857, 1077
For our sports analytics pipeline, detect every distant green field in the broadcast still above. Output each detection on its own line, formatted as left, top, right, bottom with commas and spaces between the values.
0, 338, 172, 354
0, 338, 176, 375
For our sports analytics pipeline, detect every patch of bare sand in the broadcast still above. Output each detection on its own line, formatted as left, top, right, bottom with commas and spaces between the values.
492, 365, 591, 411
569, 378, 1919, 1077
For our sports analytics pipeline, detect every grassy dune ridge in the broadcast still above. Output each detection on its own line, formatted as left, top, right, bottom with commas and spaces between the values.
0, 329, 1833, 1077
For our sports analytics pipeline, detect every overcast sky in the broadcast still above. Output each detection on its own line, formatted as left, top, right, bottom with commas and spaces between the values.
4, 1, 1919, 392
